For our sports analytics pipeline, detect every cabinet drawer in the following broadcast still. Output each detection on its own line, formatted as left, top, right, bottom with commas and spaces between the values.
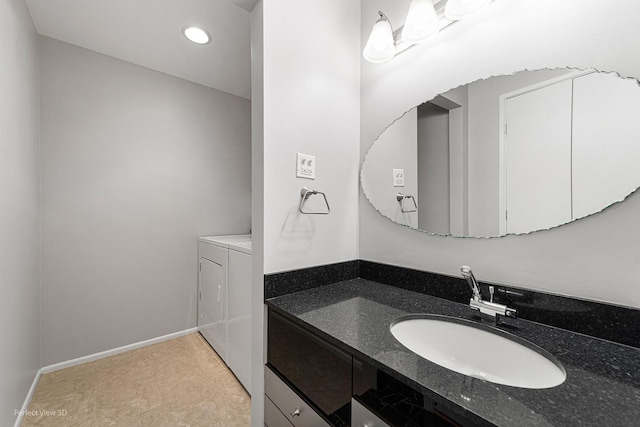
351, 399, 390, 427
265, 367, 329, 427
265, 395, 293, 427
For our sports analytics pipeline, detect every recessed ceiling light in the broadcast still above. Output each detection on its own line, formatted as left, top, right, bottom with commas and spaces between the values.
182, 26, 211, 45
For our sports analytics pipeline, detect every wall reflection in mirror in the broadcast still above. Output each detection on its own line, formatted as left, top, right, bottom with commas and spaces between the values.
361, 68, 640, 238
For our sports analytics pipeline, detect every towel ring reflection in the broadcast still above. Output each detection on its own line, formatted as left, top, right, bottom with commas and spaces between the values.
397, 193, 418, 213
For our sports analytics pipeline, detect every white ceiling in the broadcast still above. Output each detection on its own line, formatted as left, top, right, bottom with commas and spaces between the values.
24, 0, 253, 99
230, 0, 259, 13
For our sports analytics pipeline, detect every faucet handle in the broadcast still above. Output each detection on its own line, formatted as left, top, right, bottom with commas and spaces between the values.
504, 307, 518, 319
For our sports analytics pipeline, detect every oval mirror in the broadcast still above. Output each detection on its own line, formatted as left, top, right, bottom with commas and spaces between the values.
361, 68, 640, 238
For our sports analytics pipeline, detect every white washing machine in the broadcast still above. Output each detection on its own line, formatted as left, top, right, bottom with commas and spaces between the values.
198, 235, 252, 393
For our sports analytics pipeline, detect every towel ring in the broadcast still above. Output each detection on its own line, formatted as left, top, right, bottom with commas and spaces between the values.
299, 187, 330, 214
396, 193, 418, 213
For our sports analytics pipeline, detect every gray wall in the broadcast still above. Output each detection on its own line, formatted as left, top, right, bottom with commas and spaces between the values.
251, 0, 360, 424
0, 0, 41, 423
360, 0, 640, 308
250, 1, 265, 422
261, 0, 360, 274
361, 110, 418, 228
39, 37, 251, 365
417, 103, 450, 234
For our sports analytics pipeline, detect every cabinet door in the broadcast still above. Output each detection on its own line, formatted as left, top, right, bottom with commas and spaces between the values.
353, 357, 460, 427
268, 311, 352, 425
504, 79, 572, 234
351, 399, 390, 427
227, 250, 252, 392
572, 72, 640, 218
199, 257, 226, 360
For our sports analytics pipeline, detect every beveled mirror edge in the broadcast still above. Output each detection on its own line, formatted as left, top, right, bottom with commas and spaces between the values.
360, 67, 640, 239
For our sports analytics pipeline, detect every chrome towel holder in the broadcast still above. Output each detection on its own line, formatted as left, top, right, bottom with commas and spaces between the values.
299, 187, 330, 215
396, 193, 418, 213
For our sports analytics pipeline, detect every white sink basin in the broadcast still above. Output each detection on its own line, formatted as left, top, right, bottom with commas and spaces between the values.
390, 315, 566, 389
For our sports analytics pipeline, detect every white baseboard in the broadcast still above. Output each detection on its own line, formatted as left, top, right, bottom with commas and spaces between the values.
13, 369, 41, 427
40, 327, 198, 374
14, 327, 198, 427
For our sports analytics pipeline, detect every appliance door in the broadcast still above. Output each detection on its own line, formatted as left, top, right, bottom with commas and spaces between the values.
199, 257, 226, 360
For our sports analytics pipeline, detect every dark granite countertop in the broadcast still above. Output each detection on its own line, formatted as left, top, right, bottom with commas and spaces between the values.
266, 279, 640, 427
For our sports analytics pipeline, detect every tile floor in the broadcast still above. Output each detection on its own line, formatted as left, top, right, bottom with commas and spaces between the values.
21, 333, 250, 426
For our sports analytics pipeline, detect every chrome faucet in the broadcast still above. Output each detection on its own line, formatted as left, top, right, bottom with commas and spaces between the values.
460, 266, 517, 322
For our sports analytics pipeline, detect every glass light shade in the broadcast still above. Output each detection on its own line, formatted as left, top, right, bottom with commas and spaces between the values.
445, 0, 492, 21
182, 26, 211, 44
363, 14, 396, 63
402, 0, 440, 43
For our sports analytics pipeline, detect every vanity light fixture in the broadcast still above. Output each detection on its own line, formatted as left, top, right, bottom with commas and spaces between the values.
362, 12, 397, 63
182, 25, 211, 45
363, 0, 494, 63
402, 0, 440, 43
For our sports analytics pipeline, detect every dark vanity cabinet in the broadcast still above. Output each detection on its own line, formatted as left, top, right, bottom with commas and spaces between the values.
267, 310, 351, 426
352, 358, 467, 427
266, 309, 465, 427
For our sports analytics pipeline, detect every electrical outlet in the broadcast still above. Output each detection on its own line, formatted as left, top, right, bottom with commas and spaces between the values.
296, 153, 316, 179
393, 169, 405, 187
